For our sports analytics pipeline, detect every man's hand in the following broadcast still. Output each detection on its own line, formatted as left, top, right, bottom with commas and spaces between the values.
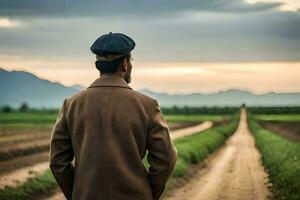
147, 99, 178, 200
49, 98, 74, 200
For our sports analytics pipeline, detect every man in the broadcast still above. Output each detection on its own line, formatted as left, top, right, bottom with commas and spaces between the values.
49, 32, 177, 200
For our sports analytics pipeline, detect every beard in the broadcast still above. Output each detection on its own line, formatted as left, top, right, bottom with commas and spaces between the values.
124, 72, 131, 83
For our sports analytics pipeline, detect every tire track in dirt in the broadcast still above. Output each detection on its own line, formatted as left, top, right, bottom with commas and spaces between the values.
165, 108, 271, 200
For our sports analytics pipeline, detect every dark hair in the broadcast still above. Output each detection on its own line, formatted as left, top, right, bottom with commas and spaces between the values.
95, 54, 130, 74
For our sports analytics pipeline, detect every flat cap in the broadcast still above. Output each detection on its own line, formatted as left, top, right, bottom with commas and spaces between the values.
90, 32, 135, 57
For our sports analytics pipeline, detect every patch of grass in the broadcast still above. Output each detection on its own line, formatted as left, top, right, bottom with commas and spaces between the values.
165, 114, 229, 122
254, 114, 300, 122
0, 112, 57, 124
248, 114, 300, 200
172, 114, 239, 177
0, 123, 54, 132
0, 170, 57, 200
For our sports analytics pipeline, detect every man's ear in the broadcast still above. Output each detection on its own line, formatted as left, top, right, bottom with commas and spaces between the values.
122, 58, 128, 72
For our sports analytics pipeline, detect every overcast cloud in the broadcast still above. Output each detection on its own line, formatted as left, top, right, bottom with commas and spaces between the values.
0, 0, 283, 17
0, 0, 299, 63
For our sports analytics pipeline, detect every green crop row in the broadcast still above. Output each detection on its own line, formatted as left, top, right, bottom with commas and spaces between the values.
165, 114, 229, 122
248, 114, 300, 200
172, 114, 239, 177
0, 112, 57, 124
0, 123, 53, 132
0, 170, 57, 200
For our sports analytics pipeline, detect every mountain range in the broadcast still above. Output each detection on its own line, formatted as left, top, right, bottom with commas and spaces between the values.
1, 67, 299, 108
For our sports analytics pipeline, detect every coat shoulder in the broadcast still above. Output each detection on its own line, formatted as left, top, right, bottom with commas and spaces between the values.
62, 88, 157, 108
63, 88, 89, 106
130, 90, 156, 104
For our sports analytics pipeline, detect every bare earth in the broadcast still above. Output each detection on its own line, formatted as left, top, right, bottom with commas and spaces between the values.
0, 161, 49, 189
0, 151, 49, 174
165, 108, 271, 200
168, 122, 201, 131
171, 121, 213, 140
259, 121, 300, 143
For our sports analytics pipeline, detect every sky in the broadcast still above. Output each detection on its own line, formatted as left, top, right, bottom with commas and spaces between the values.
0, 0, 300, 94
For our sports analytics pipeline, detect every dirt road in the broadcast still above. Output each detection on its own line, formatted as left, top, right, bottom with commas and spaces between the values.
171, 121, 213, 140
165, 108, 270, 200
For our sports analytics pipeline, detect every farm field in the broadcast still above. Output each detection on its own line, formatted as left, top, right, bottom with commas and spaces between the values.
254, 114, 300, 142
0, 110, 228, 200
255, 114, 300, 122
165, 108, 270, 200
164, 109, 300, 200
248, 114, 300, 200
1, 108, 299, 200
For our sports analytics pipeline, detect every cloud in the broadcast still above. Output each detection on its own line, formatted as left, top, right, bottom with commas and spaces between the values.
0, 0, 283, 18
247, 0, 300, 12
0, 17, 21, 28
0, 0, 299, 63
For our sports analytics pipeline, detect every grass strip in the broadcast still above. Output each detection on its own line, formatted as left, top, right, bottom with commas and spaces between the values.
248, 114, 300, 200
0, 123, 54, 132
0, 170, 57, 200
172, 114, 239, 176
0, 112, 58, 124
165, 114, 229, 122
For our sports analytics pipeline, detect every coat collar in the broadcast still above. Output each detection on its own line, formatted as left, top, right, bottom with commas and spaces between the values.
87, 74, 133, 90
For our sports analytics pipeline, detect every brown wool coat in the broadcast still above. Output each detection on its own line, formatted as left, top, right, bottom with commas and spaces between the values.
49, 75, 178, 200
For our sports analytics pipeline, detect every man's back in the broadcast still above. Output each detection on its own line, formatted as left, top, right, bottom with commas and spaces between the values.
49, 75, 177, 200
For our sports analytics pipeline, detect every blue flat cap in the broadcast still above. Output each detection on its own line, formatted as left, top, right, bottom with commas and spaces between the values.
90, 32, 135, 56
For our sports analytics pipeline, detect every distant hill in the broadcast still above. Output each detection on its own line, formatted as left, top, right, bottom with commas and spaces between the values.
1, 67, 299, 108
139, 89, 300, 107
0, 68, 81, 108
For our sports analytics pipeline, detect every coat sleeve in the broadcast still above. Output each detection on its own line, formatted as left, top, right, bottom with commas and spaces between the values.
49, 98, 74, 200
146, 99, 178, 200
